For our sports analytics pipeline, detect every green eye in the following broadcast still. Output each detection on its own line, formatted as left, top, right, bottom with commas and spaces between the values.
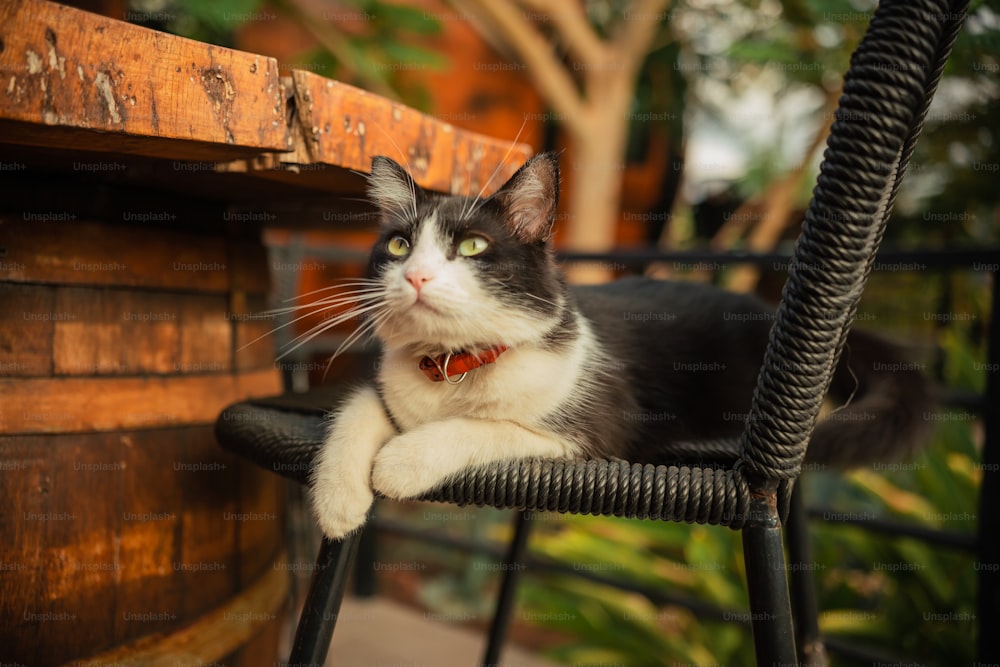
386, 235, 411, 257
458, 235, 490, 257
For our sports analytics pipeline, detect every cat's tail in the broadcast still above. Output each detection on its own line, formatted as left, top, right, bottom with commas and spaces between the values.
804, 328, 935, 469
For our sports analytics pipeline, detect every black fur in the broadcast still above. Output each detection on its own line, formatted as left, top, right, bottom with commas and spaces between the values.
571, 278, 932, 467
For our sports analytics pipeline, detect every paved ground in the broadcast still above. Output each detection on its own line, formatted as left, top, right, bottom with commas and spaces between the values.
324, 595, 562, 667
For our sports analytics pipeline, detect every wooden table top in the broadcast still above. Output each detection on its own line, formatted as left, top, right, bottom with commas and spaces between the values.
0, 0, 532, 209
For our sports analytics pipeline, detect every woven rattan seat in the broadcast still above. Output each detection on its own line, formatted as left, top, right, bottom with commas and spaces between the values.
219, 393, 790, 525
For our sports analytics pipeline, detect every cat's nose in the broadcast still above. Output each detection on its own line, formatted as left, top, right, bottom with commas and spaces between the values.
405, 268, 434, 292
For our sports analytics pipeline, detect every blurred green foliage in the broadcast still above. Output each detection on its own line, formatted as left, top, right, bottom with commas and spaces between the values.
683, 0, 999, 246
511, 421, 981, 665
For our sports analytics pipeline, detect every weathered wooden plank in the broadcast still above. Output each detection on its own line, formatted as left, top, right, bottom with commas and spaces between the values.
283, 72, 532, 196
0, 218, 231, 292
0, 435, 47, 663
41, 432, 121, 663
174, 436, 239, 622
50, 289, 240, 376
52, 288, 180, 375
225, 611, 284, 667
0, 283, 54, 376
0, 369, 282, 434
177, 294, 232, 374
0, 0, 290, 160
232, 294, 278, 373
0, 430, 286, 664
119, 292, 184, 374
3, 266, 279, 379
228, 236, 272, 297
0, 432, 123, 663
235, 462, 286, 584
0, 3, 533, 198
113, 428, 186, 646
78, 560, 288, 667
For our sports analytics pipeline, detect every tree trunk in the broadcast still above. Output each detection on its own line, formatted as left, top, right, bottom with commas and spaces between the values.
564, 76, 633, 284
450, 0, 670, 284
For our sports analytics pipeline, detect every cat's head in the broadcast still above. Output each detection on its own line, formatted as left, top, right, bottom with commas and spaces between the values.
364, 153, 565, 353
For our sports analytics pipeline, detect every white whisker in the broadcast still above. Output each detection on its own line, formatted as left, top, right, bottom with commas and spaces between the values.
237, 309, 322, 354
321, 308, 394, 381
275, 302, 389, 361
286, 279, 382, 302
521, 292, 561, 309
269, 290, 384, 314
333, 308, 390, 359
266, 291, 382, 333
237, 282, 385, 354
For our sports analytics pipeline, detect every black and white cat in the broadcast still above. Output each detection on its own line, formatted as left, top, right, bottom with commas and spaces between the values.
309, 153, 931, 539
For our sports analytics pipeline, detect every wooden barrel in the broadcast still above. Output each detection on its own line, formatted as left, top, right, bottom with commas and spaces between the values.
0, 211, 287, 665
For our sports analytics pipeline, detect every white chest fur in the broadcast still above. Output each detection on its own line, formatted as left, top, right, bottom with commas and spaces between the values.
378, 313, 596, 433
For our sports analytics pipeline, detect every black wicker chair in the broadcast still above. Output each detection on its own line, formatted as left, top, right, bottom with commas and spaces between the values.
215, 2, 968, 664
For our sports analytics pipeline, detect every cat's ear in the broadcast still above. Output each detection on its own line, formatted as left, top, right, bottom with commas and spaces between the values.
367, 156, 422, 220
491, 152, 560, 243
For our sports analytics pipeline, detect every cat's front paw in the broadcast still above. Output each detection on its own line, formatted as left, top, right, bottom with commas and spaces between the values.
371, 430, 450, 500
309, 481, 374, 540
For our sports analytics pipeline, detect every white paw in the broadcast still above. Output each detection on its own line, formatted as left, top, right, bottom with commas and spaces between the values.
371, 430, 451, 500
309, 481, 374, 540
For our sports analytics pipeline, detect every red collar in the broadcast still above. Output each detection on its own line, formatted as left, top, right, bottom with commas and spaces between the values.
418, 345, 509, 383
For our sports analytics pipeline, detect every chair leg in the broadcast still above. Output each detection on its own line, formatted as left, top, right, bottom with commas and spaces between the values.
288, 533, 362, 667
481, 509, 534, 666
742, 481, 798, 666
352, 522, 378, 598
786, 483, 827, 666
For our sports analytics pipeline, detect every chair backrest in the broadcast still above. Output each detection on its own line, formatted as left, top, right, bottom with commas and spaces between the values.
738, 0, 969, 484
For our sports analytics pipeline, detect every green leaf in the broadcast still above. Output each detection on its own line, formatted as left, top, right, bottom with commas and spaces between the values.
728, 37, 800, 65
379, 42, 449, 70
175, 0, 263, 30
821, 608, 887, 637
372, 1, 442, 35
